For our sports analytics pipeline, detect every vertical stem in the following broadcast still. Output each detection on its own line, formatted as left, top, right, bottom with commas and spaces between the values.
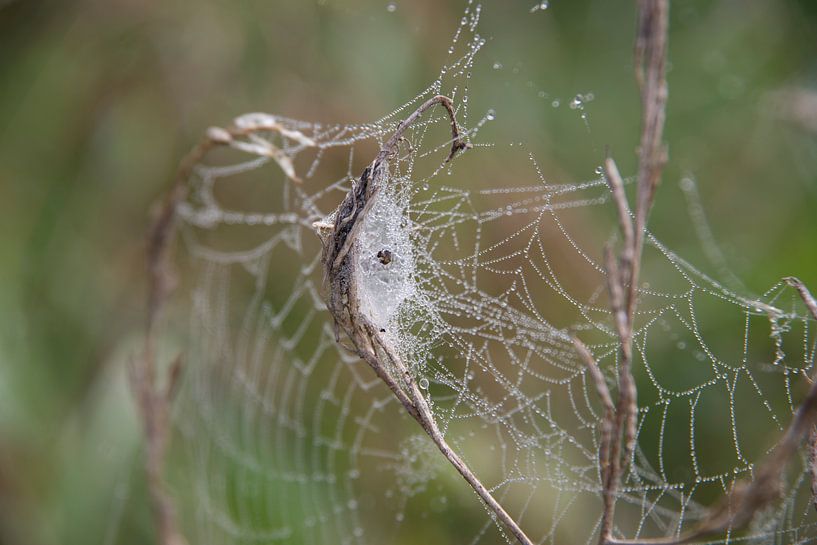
592, 1, 669, 543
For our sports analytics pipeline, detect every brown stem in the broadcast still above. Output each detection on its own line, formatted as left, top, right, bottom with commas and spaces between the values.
785, 277, 817, 322
138, 120, 313, 545
785, 277, 817, 515
319, 96, 533, 545
381, 94, 470, 163
607, 372, 817, 545
377, 334, 534, 545
581, 1, 669, 543
574, 338, 616, 532
135, 132, 214, 545
590, 38, 817, 542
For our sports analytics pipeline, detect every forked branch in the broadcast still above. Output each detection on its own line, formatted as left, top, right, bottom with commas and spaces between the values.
575, 2, 817, 544
574, 0, 668, 543
316, 96, 534, 545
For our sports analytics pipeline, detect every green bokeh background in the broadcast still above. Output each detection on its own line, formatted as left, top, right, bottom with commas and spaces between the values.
1, 0, 816, 544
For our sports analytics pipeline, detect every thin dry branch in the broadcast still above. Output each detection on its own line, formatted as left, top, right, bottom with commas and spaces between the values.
603, 157, 634, 273
317, 95, 534, 545
578, 1, 669, 543
605, 372, 817, 545
784, 277, 817, 515
578, 2, 817, 544
574, 338, 616, 529
785, 277, 817, 322
137, 120, 313, 545
134, 132, 214, 545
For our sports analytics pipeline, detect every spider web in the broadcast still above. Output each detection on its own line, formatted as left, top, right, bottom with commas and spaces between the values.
169, 3, 817, 544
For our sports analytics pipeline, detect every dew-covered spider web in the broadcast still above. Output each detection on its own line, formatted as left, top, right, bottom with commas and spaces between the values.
170, 2, 817, 544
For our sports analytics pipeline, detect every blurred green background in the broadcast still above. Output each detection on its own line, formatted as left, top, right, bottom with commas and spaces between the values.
1, 0, 816, 544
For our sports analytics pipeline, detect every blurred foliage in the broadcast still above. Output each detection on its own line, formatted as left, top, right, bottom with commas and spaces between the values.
1, 0, 816, 544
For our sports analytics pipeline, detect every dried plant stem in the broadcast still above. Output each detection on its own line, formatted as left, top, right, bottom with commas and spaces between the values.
785, 277, 817, 322
557, 8, 670, 542
319, 96, 534, 545
604, 370, 817, 545
784, 277, 817, 514
382, 333, 533, 545
574, 338, 616, 527
810, 428, 817, 515
575, 0, 668, 543
602, 278, 817, 545
575, 2, 817, 544
138, 120, 313, 545
135, 133, 215, 545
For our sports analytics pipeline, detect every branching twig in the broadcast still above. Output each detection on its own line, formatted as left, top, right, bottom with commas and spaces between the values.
137, 119, 312, 545
576, 2, 817, 544
604, 372, 817, 545
316, 95, 535, 545
576, 1, 669, 543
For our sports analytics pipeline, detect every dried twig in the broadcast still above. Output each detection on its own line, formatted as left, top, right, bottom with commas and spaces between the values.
785, 277, 817, 514
574, 338, 616, 527
605, 0, 669, 535
575, 0, 668, 543
316, 95, 535, 545
137, 119, 312, 545
575, 2, 817, 544
785, 277, 817, 323
603, 371, 817, 545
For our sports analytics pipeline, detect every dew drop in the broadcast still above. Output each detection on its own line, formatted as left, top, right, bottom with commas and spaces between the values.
492, 62, 503, 70
530, 0, 549, 12
569, 94, 583, 109
551, 99, 560, 108
486, 109, 496, 121
386, 1, 397, 12
419, 377, 430, 389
